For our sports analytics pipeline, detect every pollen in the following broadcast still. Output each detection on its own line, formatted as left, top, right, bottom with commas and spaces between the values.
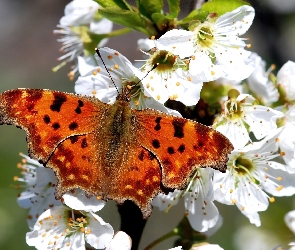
92, 71, 97, 76
114, 52, 119, 56
146, 83, 150, 88
176, 82, 180, 86
277, 177, 282, 181
13, 176, 19, 181
97, 68, 101, 72
114, 64, 119, 69
275, 138, 279, 142
156, 95, 160, 100
231, 199, 236, 204
135, 100, 139, 106
96, 196, 102, 200
191, 55, 195, 60
280, 152, 285, 156
107, 55, 113, 60
211, 71, 215, 75
269, 197, 275, 202
276, 185, 283, 191
125, 185, 133, 189
187, 77, 191, 81
151, 36, 155, 40
229, 189, 233, 193
151, 87, 154, 91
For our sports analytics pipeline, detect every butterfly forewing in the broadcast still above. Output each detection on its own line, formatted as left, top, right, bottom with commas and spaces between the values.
0, 89, 108, 163
133, 109, 233, 189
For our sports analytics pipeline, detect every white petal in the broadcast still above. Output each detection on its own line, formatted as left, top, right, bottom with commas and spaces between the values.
105, 231, 132, 250
63, 189, 106, 212
277, 61, 295, 101
216, 6, 255, 36
86, 213, 114, 249
285, 210, 295, 234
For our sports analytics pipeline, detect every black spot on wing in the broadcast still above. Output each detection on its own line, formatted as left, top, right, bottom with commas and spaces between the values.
152, 139, 160, 148
154, 117, 162, 131
50, 93, 67, 112
43, 115, 50, 124
52, 122, 60, 130
69, 122, 78, 130
78, 100, 84, 107
75, 107, 81, 114
178, 144, 185, 153
81, 138, 88, 148
70, 136, 79, 144
167, 147, 175, 154
172, 119, 186, 138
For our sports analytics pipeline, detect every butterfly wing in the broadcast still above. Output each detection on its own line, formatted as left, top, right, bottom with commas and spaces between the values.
133, 109, 233, 189
0, 89, 108, 163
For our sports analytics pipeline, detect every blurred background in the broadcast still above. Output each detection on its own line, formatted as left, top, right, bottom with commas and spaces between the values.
0, 0, 295, 249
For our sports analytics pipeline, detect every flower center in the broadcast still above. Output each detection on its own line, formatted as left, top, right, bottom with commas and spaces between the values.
67, 210, 90, 233
196, 24, 215, 48
150, 50, 176, 72
234, 156, 254, 175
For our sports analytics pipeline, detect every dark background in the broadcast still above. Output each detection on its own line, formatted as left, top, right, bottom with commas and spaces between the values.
0, 0, 295, 249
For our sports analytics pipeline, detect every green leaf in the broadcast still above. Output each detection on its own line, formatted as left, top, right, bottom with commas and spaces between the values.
151, 13, 170, 31
200, 0, 250, 16
98, 7, 156, 35
94, 0, 132, 10
137, 0, 163, 20
167, 0, 180, 18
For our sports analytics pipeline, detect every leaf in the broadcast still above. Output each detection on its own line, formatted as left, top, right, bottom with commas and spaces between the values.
94, 0, 132, 10
137, 0, 163, 20
167, 0, 180, 18
151, 13, 171, 31
200, 0, 250, 16
98, 7, 156, 35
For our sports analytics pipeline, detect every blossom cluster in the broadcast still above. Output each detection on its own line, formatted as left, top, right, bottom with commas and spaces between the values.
10, 0, 295, 249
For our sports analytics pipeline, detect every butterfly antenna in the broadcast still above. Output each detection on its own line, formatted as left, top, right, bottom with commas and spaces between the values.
126, 63, 158, 96
95, 48, 119, 94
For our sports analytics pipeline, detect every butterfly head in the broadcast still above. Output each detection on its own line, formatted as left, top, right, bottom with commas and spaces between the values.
116, 87, 131, 103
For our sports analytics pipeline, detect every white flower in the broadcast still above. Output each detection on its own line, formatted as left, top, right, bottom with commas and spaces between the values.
105, 231, 132, 250
75, 47, 181, 115
285, 210, 295, 234
54, 0, 112, 79
246, 53, 279, 105
156, 6, 255, 82
190, 243, 224, 250
137, 38, 155, 52
26, 205, 114, 250
213, 132, 295, 226
277, 61, 295, 101
153, 168, 219, 232
139, 48, 203, 106
213, 90, 282, 149
15, 154, 61, 229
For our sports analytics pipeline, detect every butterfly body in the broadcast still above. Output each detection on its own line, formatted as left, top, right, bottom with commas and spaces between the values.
0, 88, 233, 218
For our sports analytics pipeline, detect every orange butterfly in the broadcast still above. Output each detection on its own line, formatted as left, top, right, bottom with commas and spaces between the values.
0, 88, 233, 218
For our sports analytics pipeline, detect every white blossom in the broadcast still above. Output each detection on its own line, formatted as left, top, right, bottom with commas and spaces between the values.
105, 231, 132, 250
75, 47, 181, 115
213, 90, 282, 149
277, 61, 295, 101
153, 168, 219, 232
156, 6, 255, 82
214, 132, 295, 226
26, 205, 113, 250
53, 0, 112, 79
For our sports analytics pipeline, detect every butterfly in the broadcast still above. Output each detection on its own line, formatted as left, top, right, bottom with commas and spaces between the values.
0, 88, 233, 218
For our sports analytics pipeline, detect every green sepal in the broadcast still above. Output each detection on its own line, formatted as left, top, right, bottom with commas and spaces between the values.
151, 13, 177, 32
200, 0, 250, 16
94, 0, 132, 10
178, 9, 209, 29
137, 0, 163, 20
167, 0, 180, 18
98, 7, 157, 35
201, 81, 233, 105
